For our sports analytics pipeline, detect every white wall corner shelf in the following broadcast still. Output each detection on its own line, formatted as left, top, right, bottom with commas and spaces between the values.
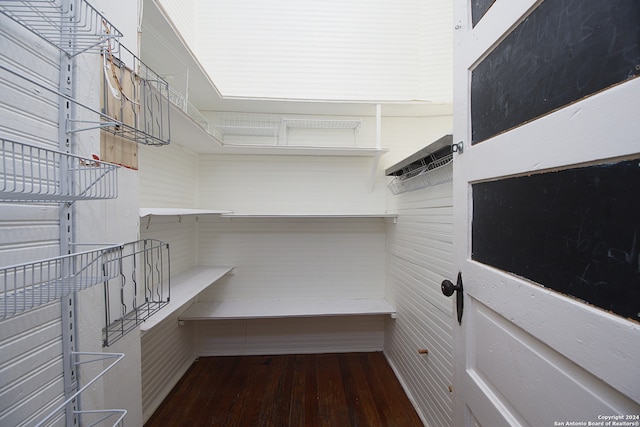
179, 298, 396, 321
139, 266, 234, 332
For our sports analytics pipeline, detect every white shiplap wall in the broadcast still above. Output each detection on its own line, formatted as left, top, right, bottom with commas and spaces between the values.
195, 316, 385, 356
197, 153, 385, 214
139, 143, 199, 209
0, 13, 67, 426
384, 176, 454, 427
197, 217, 386, 300
155, 0, 199, 49
194, 216, 388, 355
192, 0, 452, 103
140, 308, 196, 421
138, 213, 201, 422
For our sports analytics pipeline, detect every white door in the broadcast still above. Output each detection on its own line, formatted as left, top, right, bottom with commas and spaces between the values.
451, 1, 640, 425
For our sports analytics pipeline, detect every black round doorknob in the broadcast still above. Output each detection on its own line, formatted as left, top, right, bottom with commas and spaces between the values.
441, 279, 458, 297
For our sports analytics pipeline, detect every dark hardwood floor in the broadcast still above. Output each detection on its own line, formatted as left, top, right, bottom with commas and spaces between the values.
144, 352, 424, 427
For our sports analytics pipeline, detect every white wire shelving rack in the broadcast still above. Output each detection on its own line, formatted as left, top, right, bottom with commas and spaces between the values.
96, 44, 172, 146
0, 239, 170, 329
102, 239, 170, 347
283, 117, 361, 147
0, 1, 172, 425
387, 153, 453, 195
215, 112, 281, 144
0, 0, 123, 58
34, 352, 127, 427
0, 138, 118, 202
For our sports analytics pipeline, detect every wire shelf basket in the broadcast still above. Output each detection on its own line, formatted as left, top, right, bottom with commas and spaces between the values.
215, 112, 281, 138
283, 118, 361, 130
0, 0, 123, 58
1, 244, 124, 320
98, 43, 171, 146
34, 352, 126, 427
0, 138, 118, 202
0, 239, 170, 335
102, 239, 170, 347
387, 153, 453, 195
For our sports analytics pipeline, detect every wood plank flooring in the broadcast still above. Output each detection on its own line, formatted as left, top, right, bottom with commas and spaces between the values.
144, 352, 424, 427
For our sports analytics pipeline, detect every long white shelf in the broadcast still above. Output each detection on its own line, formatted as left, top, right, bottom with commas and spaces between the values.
220, 213, 397, 219
140, 266, 234, 331
139, 208, 232, 217
179, 298, 396, 320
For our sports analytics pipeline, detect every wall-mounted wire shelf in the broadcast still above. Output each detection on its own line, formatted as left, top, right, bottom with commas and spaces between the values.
34, 352, 126, 427
0, 56, 171, 147
283, 118, 361, 131
0, 138, 118, 202
387, 153, 453, 195
102, 239, 170, 347
215, 112, 281, 139
1, 244, 124, 320
97, 44, 171, 146
0, 0, 123, 58
0, 239, 170, 331
283, 117, 361, 147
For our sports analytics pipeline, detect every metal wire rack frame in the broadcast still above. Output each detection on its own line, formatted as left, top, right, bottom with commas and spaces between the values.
0, 137, 118, 202
387, 153, 453, 195
0, 0, 123, 58
102, 239, 170, 347
0, 239, 170, 327
1, 243, 122, 320
34, 352, 127, 427
97, 42, 171, 146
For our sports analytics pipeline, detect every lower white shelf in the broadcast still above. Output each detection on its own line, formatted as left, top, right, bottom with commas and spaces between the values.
139, 266, 234, 331
179, 298, 396, 320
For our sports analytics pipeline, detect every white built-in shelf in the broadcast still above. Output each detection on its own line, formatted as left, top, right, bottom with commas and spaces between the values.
139, 208, 232, 217
220, 213, 397, 219
219, 145, 388, 157
179, 298, 396, 321
140, 266, 234, 332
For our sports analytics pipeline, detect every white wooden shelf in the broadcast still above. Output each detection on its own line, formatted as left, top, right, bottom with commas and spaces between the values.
139, 266, 234, 331
219, 213, 397, 219
179, 298, 396, 320
139, 208, 232, 217
217, 145, 388, 157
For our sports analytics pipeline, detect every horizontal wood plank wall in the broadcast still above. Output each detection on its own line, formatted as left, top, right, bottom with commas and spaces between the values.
138, 143, 198, 209
141, 310, 196, 423
140, 215, 198, 276
192, 0, 452, 102
139, 216, 199, 422
384, 178, 454, 427
197, 217, 386, 300
197, 154, 385, 214
0, 14, 67, 427
195, 316, 385, 356
154, 0, 198, 48
193, 217, 387, 355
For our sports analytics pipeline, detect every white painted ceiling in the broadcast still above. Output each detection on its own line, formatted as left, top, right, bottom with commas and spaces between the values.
140, 0, 453, 117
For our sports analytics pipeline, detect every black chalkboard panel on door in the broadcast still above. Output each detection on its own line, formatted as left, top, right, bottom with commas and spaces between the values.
471, 0, 495, 27
471, 0, 640, 144
472, 159, 640, 322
